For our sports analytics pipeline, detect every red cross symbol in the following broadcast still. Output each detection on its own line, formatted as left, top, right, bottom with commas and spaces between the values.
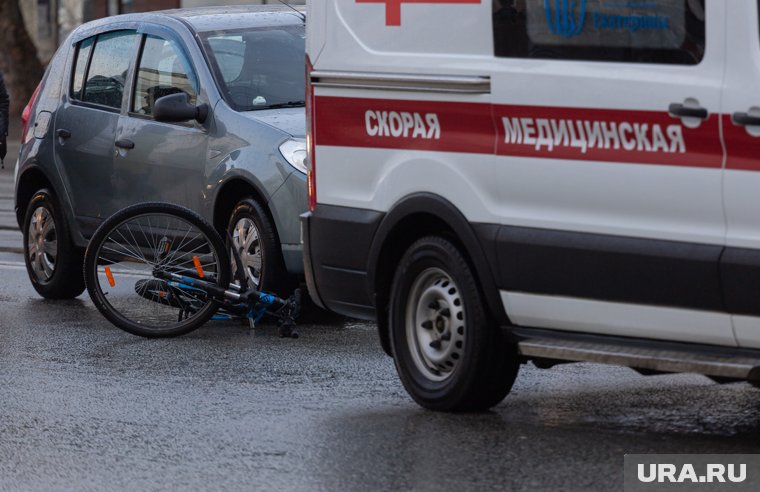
356, 0, 481, 26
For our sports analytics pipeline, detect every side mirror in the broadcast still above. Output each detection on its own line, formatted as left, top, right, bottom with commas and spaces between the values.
153, 92, 209, 124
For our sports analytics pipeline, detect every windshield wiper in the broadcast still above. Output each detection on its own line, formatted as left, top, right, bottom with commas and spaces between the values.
256, 100, 305, 110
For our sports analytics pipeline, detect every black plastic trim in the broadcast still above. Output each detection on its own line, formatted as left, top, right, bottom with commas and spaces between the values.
490, 226, 725, 312
305, 201, 760, 331
305, 204, 384, 319
720, 248, 760, 316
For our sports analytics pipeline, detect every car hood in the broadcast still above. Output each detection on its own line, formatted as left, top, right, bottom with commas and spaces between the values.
240, 107, 305, 138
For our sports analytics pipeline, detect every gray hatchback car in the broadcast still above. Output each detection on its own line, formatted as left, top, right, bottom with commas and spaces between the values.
14, 6, 307, 299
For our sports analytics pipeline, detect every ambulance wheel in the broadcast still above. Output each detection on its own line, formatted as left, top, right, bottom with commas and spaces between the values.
389, 236, 520, 412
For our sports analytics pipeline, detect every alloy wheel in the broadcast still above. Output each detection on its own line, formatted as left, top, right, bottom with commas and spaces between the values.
231, 217, 262, 288
27, 206, 57, 282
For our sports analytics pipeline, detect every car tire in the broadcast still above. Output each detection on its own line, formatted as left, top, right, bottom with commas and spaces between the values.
389, 236, 520, 412
227, 198, 293, 296
23, 189, 86, 299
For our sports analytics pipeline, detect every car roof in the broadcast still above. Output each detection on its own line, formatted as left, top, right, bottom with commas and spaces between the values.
158, 5, 305, 32
74, 5, 304, 38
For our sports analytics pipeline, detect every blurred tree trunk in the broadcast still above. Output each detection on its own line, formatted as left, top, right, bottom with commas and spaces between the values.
82, 0, 97, 21
0, 0, 45, 115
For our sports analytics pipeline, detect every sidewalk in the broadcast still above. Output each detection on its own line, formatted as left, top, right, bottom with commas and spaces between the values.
1, 117, 23, 254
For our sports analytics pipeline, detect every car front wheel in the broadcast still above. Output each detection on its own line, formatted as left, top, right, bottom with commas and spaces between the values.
389, 236, 519, 411
227, 198, 293, 295
23, 189, 86, 299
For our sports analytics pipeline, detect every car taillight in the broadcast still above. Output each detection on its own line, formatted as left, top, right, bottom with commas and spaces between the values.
21, 82, 42, 145
305, 54, 317, 212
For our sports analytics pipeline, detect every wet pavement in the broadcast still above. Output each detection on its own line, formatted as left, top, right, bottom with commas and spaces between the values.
1, 252, 760, 491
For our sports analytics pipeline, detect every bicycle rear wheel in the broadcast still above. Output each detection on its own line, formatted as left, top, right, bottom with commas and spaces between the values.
84, 202, 230, 337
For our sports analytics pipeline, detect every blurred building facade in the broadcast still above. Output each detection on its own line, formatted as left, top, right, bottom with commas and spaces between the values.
20, 0, 304, 63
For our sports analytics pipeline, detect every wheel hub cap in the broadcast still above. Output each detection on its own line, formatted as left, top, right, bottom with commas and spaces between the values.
406, 268, 465, 382
27, 206, 57, 282
231, 217, 262, 288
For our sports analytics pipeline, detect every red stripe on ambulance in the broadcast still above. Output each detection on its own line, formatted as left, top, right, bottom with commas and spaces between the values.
495, 105, 722, 168
314, 96, 724, 169
315, 96, 493, 154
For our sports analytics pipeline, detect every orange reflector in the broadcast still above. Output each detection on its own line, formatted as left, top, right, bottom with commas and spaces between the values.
159, 291, 165, 299
193, 256, 204, 278
104, 266, 115, 287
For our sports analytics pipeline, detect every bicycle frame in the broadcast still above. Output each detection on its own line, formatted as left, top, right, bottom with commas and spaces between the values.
153, 269, 301, 338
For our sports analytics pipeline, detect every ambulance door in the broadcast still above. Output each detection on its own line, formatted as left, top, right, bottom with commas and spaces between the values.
491, 0, 732, 345
721, 0, 760, 348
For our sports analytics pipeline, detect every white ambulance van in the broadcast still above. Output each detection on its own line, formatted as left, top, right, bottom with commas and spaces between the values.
302, 0, 760, 411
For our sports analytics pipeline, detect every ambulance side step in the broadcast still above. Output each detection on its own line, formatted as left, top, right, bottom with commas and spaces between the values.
512, 328, 760, 382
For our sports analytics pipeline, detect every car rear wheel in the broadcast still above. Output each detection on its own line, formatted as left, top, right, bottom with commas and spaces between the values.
23, 189, 86, 299
227, 198, 293, 296
389, 236, 519, 411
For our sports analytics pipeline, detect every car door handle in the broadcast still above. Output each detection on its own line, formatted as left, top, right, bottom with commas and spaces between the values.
57, 129, 71, 139
668, 103, 708, 120
732, 112, 760, 127
115, 139, 135, 150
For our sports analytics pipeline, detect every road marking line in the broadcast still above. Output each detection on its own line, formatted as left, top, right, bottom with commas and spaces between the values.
0, 260, 25, 271
0, 260, 170, 280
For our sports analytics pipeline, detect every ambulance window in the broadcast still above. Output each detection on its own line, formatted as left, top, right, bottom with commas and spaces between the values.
493, 0, 705, 65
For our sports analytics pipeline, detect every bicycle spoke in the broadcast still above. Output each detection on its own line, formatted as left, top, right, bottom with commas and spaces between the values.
87, 210, 226, 335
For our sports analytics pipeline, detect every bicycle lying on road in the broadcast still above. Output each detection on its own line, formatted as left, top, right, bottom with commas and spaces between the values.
83, 202, 301, 338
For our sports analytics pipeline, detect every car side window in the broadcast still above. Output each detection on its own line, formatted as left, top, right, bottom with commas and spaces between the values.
132, 35, 198, 116
82, 30, 138, 110
71, 36, 95, 100
493, 0, 705, 65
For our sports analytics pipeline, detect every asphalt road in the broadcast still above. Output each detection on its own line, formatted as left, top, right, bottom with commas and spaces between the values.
2, 252, 760, 492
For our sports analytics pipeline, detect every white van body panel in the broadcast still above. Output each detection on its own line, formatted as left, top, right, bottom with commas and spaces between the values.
721, 1, 760, 348
306, 0, 760, 351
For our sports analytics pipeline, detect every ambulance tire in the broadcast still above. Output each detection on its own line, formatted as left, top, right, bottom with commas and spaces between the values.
389, 236, 520, 412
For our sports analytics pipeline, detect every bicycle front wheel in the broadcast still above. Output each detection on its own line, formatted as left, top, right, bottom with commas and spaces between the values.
84, 202, 230, 337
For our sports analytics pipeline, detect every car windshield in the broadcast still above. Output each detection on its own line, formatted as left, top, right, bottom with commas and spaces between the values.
200, 24, 305, 112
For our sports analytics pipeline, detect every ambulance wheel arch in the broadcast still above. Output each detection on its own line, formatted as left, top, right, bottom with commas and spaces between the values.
368, 193, 509, 357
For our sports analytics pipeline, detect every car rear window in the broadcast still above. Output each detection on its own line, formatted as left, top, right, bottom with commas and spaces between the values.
200, 24, 305, 112
493, 0, 705, 65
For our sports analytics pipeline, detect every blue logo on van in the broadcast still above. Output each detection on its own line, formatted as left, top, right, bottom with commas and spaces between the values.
545, 0, 587, 38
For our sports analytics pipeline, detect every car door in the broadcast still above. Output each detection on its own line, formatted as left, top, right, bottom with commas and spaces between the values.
54, 29, 140, 237
721, 0, 760, 348
113, 30, 208, 215
491, 0, 732, 345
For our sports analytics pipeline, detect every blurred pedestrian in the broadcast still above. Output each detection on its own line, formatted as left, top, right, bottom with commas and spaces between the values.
0, 70, 9, 168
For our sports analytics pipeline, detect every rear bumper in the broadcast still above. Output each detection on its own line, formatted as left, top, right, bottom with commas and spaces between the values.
300, 205, 384, 319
